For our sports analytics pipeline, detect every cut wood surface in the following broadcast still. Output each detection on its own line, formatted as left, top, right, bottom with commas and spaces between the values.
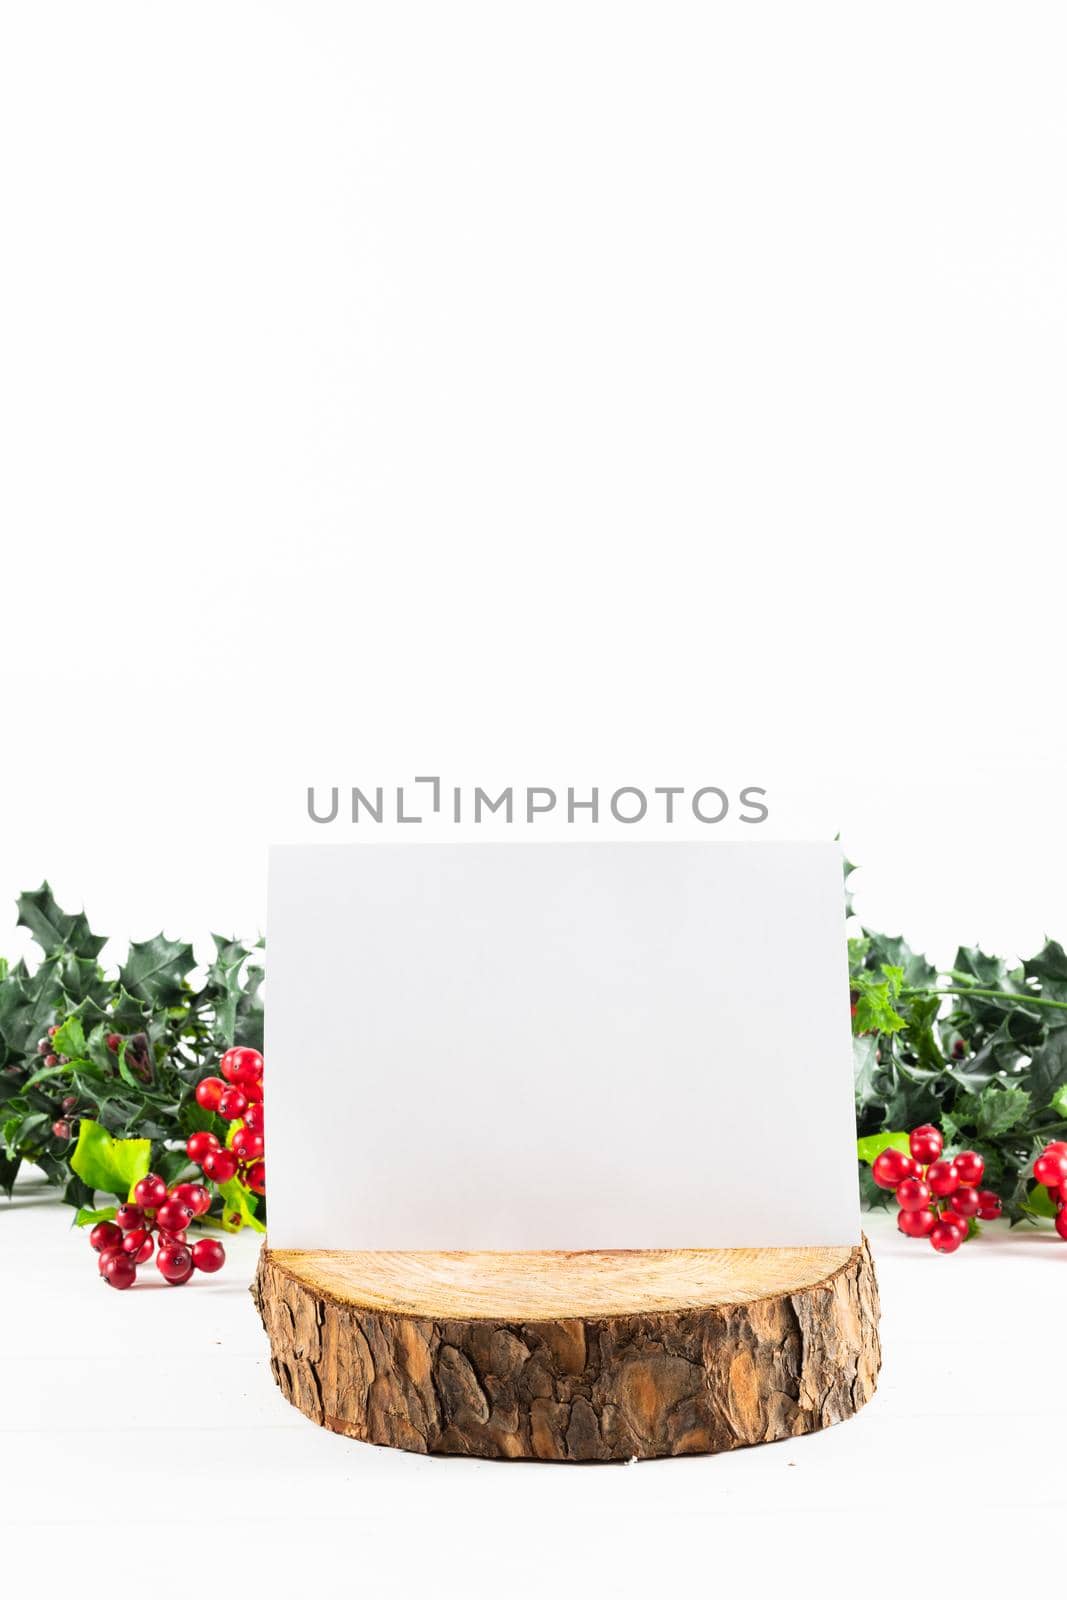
253, 1241, 880, 1461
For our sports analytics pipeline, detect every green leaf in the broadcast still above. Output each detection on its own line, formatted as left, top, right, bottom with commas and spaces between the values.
203, 936, 248, 1046
0, 960, 65, 1056
853, 1036, 880, 1107
17, 883, 107, 959
856, 1129, 910, 1165
1050, 1083, 1067, 1118
1024, 1184, 1059, 1219
215, 1176, 265, 1233
23, 1058, 95, 1092
119, 935, 195, 1009
861, 931, 937, 989
1023, 940, 1067, 989
1030, 1028, 1067, 1111
70, 1119, 151, 1199
852, 967, 907, 1036
51, 1014, 87, 1060
74, 1205, 118, 1228
953, 946, 1009, 989
951, 1084, 1032, 1140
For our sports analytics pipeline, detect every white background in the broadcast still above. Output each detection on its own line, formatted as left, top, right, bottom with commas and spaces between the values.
2, 0, 1066, 1590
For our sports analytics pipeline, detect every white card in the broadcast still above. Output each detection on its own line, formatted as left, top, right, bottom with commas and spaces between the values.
265, 841, 859, 1249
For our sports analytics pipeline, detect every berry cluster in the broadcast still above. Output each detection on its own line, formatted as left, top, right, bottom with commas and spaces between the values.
88, 1173, 225, 1289
34, 1025, 76, 1141
189, 1047, 266, 1196
1033, 1141, 1067, 1240
873, 1124, 1002, 1253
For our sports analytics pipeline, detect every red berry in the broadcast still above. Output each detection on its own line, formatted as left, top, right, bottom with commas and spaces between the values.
245, 1159, 266, 1195
191, 1238, 226, 1273
898, 1207, 938, 1238
115, 1203, 145, 1232
48, 1024, 59, 1037
872, 1148, 918, 1190
202, 1148, 239, 1183
217, 1087, 249, 1120
103, 1251, 137, 1289
939, 1208, 968, 1236
156, 1198, 193, 1234
976, 1190, 1002, 1220
231, 1126, 264, 1163
909, 1124, 943, 1165
896, 1177, 931, 1213
156, 1242, 194, 1284
950, 1185, 981, 1217
926, 1159, 959, 1197
194, 1076, 227, 1112
244, 1077, 264, 1104
44, 1054, 59, 1068
186, 1130, 221, 1164
157, 1228, 188, 1246
171, 1181, 211, 1216
954, 1150, 985, 1187
134, 1173, 168, 1210
89, 1221, 124, 1253
106, 1032, 122, 1052
122, 1228, 154, 1263
930, 1221, 964, 1253
1055, 1209, 1067, 1241
97, 1245, 124, 1276
243, 1102, 264, 1136
220, 1046, 264, 1086
1034, 1149, 1067, 1188
1045, 1140, 1067, 1155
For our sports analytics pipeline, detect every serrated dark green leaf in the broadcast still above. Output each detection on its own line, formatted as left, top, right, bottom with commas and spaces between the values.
1029, 1028, 1067, 1112
17, 883, 107, 960
951, 1084, 1031, 1140
119, 936, 195, 1008
1023, 940, 1067, 987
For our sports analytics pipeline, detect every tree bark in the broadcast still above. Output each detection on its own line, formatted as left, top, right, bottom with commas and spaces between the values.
252, 1241, 880, 1461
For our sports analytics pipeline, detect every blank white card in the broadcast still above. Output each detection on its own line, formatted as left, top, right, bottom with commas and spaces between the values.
265, 842, 859, 1249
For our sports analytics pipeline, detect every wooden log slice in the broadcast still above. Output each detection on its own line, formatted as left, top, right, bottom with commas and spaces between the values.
253, 1240, 880, 1461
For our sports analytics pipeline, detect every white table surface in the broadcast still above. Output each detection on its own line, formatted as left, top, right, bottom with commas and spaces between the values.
3, 1169, 1063, 1596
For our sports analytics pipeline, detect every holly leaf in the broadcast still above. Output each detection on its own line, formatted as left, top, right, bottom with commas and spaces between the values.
950, 1084, 1031, 1140
51, 1014, 87, 1061
853, 1036, 881, 1107
120, 936, 195, 1008
203, 935, 249, 1047
856, 1129, 910, 1165
1023, 940, 1067, 995
1023, 1184, 1059, 1219
0, 961, 65, 1056
17, 884, 107, 960
1029, 1028, 1067, 1112
852, 966, 907, 1036
69, 1119, 151, 1199
861, 931, 936, 989
73, 1205, 117, 1228
107, 986, 149, 1036
953, 946, 1009, 988
215, 1176, 265, 1233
